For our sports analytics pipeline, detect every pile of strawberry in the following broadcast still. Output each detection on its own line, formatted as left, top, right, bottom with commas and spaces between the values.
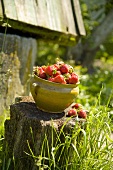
67, 103, 87, 119
33, 62, 79, 84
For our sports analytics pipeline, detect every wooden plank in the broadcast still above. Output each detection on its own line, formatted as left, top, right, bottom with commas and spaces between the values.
45, 0, 66, 32
33, 0, 69, 33
61, 0, 78, 36
0, 0, 3, 18
33, 0, 49, 28
54, 0, 68, 32
72, 0, 86, 35
14, 0, 37, 25
3, 0, 17, 20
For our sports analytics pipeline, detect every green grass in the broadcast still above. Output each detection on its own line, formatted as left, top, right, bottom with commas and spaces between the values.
0, 116, 5, 170
26, 98, 113, 170
0, 110, 10, 170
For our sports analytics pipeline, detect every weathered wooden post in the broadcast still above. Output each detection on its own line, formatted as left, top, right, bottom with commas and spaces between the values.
0, 34, 37, 115
0, 0, 86, 169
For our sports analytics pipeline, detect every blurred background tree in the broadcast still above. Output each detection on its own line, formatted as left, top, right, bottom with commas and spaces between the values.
64, 0, 113, 72
36, 0, 113, 72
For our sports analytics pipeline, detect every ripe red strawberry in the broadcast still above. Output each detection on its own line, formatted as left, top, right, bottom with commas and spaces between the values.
68, 109, 77, 117
39, 71, 47, 79
60, 64, 69, 74
41, 65, 46, 71
53, 75, 66, 84
72, 103, 82, 109
45, 65, 56, 76
53, 70, 61, 77
54, 64, 60, 70
37, 67, 46, 79
48, 77, 55, 82
68, 73, 79, 84
78, 110, 87, 119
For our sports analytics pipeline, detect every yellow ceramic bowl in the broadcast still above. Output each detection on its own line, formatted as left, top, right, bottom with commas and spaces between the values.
30, 74, 79, 113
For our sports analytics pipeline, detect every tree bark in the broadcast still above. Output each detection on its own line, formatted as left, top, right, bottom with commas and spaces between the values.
66, 8, 113, 71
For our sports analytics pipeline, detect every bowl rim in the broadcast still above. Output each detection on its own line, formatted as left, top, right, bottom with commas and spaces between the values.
32, 74, 80, 88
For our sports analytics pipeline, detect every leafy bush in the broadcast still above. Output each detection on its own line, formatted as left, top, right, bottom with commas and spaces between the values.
35, 41, 65, 66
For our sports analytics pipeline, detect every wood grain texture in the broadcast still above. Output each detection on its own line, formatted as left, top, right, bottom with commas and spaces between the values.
72, 0, 86, 35
14, 0, 37, 25
3, 0, 17, 20
33, 0, 49, 27
61, 0, 77, 35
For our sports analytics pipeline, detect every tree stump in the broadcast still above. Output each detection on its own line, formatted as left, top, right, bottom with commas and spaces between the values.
4, 96, 86, 170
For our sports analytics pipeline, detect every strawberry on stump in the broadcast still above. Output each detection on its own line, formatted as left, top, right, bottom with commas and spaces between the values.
67, 103, 88, 119
67, 109, 77, 117
78, 110, 87, 119
72, 103, 82, 109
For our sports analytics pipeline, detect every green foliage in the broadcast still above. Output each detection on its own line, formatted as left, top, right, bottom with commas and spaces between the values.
78, 67, 113, 107
80, 0, 106, 35
36, 41, 66, 66
0, 110, 10, 170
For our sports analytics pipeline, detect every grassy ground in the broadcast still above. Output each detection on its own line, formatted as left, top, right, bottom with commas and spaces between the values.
0, 60, 113, 169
